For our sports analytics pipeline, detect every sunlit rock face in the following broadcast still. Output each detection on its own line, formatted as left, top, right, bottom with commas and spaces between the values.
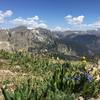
0, 26, 100, 57
0, 30, 12, 51
0, 41, 13, 51
0, 30, 9, 41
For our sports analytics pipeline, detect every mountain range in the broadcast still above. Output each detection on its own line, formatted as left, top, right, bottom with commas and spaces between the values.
0, 26, 100, 59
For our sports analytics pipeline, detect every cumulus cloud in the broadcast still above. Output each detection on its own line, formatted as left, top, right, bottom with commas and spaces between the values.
64, 15, 100, 30
10, 16, 48, 29
1, 10, 100, 31
92, 21, 100, 29
75, 21, 100, 30
64, 15, 84, 25
0, 10, 13, 23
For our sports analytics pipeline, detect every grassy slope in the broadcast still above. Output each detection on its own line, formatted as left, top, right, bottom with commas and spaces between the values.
0, 50, 100, 100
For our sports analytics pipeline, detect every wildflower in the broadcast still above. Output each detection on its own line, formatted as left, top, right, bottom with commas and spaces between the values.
57, 57, 59, 60
74, 76, 80, 81
88, 67, 93, 72
93, 67, 97, 71
84, 73, 93, 82
79, 67, 84, 72
82, 60, 86, 63
82, 56, 87, 64
87, 76, 93, 82
92, 67, 97, 74
82, 56, 86, 60
85, 66, 88, 70
96, 75, 100, 81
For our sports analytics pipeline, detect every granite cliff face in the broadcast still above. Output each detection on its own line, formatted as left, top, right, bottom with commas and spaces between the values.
0, 26, 100, 57
0, 27, 56, 52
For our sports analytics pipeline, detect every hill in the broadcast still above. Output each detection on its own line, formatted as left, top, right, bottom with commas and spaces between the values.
0, 26, 100, 59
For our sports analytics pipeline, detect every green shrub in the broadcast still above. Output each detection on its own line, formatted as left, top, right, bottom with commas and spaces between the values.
1, 50, 100, 99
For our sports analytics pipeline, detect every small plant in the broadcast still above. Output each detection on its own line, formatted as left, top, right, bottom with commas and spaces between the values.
48, 62, 100, 98
0, 50, 100, 99
1, 79, 38, 100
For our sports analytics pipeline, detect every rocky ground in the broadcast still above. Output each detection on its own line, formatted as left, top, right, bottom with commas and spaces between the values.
0, 69, 100, 100
0, 70, 16, 100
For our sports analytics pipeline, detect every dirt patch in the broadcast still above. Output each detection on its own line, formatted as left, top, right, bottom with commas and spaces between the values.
0, 70, 16, 100
0, 70, 15, 76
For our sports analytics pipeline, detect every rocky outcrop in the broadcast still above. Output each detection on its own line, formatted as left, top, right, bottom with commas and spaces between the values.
0, 41, 13, 51
0, 26, 100, 57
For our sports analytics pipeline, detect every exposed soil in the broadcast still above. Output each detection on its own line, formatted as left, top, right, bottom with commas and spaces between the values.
0, 70, 16, 100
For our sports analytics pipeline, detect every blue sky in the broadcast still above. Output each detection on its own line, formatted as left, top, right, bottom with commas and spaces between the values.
0, 0, 100, 30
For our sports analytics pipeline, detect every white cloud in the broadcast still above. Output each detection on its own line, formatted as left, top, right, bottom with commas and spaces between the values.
76, 21, 100, 30
53, 26, 70, 31
64, 15, 84, 25
92, 21, 100, 29
54, 26, 62, 31
1, 10, 100, 31
0, 10, 13, 23
3, 10, 13, 17
10, 16, 48, 29
38, 23, 47, 28
64, 15, 100, 30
